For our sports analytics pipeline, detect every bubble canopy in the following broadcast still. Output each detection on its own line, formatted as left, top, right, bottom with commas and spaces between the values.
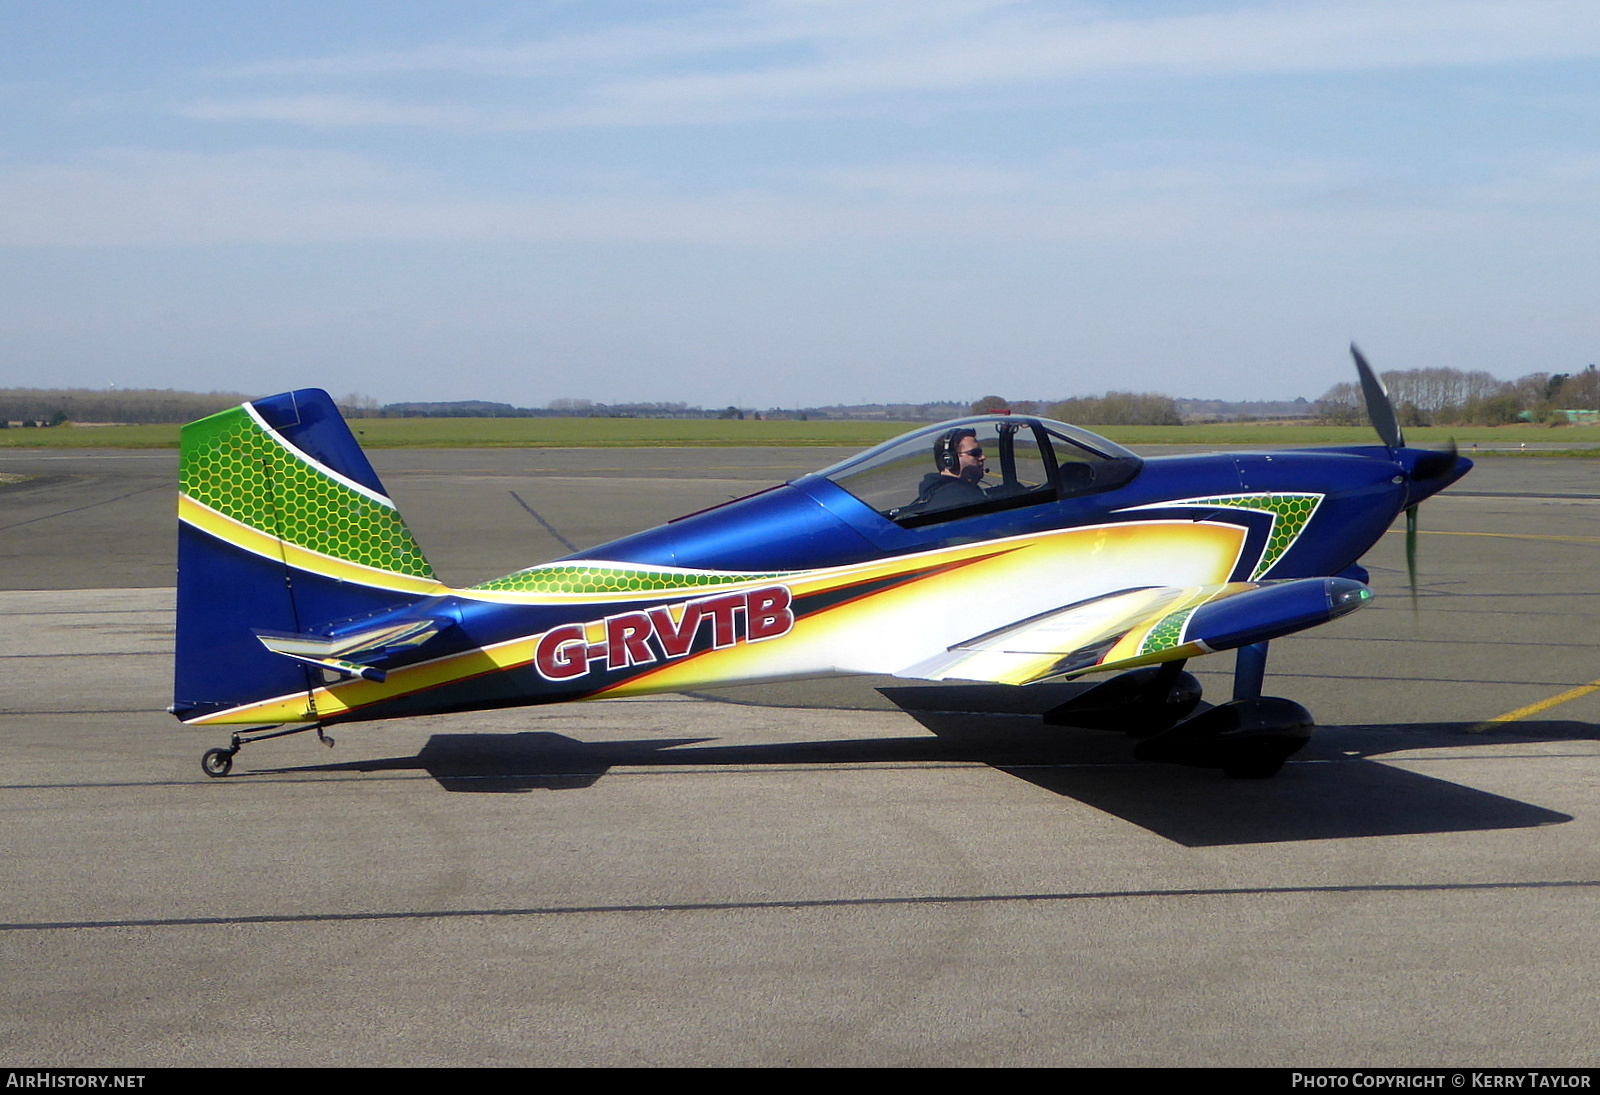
812, 415, 1143, 528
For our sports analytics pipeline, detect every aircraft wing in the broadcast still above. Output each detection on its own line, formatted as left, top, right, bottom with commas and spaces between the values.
895, 577, 1368, 686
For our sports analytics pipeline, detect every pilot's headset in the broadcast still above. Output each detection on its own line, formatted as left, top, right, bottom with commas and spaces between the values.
934, 428, 976, 472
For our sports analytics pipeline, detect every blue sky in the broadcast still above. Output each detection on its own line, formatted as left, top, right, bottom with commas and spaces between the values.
3, 1, 1599, 407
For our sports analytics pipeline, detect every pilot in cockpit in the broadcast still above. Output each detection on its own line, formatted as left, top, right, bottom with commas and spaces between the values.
898, 427, 990, 517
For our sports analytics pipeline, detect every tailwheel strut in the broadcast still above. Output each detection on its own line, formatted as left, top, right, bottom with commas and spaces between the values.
198, 723, 321, 778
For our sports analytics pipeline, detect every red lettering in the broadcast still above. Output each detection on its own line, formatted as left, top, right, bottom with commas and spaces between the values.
746, 586, 793, 641
535, 625, 590, 680
648, 602, 703, 658
700, 593, 744, 648
536, 585, 796, 683
606, 612, 657, 668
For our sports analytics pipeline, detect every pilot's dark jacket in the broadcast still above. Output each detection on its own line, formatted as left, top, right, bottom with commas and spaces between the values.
903, 472, 987, 516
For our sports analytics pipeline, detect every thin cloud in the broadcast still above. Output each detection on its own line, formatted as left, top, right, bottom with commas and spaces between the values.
192, 1, 1600, 132
560, 0, 1600, 124
1, 145, 1583, 250
180, 95, 497, 130
223, 1, 1018, 78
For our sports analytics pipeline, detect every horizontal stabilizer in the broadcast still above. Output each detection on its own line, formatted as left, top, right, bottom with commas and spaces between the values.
254, 618, 443, 683
896, 578, 1369, 686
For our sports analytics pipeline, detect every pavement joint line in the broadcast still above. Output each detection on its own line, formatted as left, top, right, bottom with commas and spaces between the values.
1401, 529, 1600, 545
507, 489, 578, 553
0, 708, 165, 715
0, 606, 174, 614
6, 878, 1598, 933
1313, 636, 1588, 648
1231, 672, 1600, 685
2, 652, 165, 659
1472, 677, 1600, 733
8, 751, 1598, 793
1428, 497, 1600, 507
0, 761, 1129, 791
1447, 491, 1600, 500
0, 484, 166, 532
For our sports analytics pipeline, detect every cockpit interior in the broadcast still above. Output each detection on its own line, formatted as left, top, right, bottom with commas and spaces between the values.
816, 416, 1144, 529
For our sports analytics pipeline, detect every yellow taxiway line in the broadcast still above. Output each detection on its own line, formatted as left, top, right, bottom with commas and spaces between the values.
1471, 677, 1600, 733
1384, 526, 1600, 730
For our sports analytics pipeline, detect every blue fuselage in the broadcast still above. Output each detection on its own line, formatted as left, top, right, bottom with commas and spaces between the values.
567, 445, 1469, 582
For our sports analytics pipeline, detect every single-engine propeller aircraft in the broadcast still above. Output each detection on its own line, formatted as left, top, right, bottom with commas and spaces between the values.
175, 347, 1469, 780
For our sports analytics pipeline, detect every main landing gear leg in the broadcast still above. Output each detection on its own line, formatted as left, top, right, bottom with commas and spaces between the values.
1234, 641, 1268, 702
199, 723, 322, 778
1133, 641, 1315, 779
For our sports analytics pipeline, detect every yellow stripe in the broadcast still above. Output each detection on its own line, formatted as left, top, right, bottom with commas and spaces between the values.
188, 518, 1248, 722
1470, 677, 1600, 733
188, 548, 997, 722
180, 495, 449, 596
187, 631, 549, 725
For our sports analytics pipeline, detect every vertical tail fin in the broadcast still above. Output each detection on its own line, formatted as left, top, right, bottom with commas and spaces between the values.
173, 390, 445, 724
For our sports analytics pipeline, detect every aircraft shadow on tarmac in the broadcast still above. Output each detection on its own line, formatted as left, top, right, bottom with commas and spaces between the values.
270, 682, 1582, 848
879, 684, 1579, 847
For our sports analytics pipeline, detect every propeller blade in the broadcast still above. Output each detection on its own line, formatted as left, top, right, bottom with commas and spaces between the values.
1412, 438, 1459, 482
1351, 343, 1404, 452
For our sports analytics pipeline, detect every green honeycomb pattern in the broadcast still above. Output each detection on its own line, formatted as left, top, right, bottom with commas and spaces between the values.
180, 405, 435, 580
1139, 604, 1199, 656
1178, 493, 1322, 579
470, 564, 793, 595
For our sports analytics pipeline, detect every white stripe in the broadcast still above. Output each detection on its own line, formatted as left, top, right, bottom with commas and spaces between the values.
243, 401, 396, 508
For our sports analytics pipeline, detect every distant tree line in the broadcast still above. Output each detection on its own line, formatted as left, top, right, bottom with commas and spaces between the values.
373, 400, 527, 418
376, 399, 975, 421
791, 401, 968, 422
13, 365, 1598, 431
1046, 392, 1184, 426
374, 399, 717, 419
1179, 397, 1313, 422
0, 389, 251, 427
968, 392, 1183, 426
1314, 365, 1600, 426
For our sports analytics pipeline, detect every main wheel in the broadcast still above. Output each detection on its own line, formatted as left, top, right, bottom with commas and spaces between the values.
201, 747, 234, 778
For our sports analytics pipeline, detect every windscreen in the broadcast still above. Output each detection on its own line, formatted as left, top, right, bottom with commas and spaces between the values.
816, 417, 1139, 525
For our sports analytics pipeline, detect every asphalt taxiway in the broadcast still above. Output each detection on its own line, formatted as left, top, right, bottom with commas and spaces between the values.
2, 445, 1598, 1066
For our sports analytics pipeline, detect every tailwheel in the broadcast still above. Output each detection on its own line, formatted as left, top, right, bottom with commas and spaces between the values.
200, 747, 236, 778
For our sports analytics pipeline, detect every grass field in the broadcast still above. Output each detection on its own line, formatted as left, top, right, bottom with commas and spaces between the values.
6, 416, 1600, 451
0, 418, 906, 449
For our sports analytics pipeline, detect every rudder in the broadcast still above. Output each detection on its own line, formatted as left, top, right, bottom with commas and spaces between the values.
172, 390, 444, 724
